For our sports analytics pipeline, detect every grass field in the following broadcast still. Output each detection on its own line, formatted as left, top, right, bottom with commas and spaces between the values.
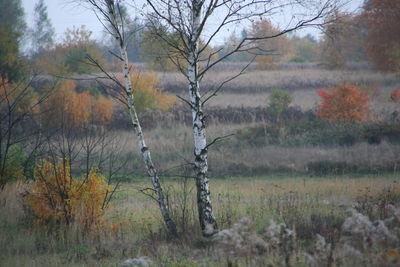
1, 175, 399, 266
4, 65, 400, 266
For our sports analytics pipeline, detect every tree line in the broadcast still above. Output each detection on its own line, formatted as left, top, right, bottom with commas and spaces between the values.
1, 0, 400, 81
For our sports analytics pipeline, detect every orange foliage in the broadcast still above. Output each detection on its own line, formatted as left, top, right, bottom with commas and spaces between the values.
42, 80, 114, 128
28, 159, 111, 229
316, 84, 370, 123
71, 90, 91, 126
391, 89, 400, 103
92, 95, 114, 124
118, 68, 176, 112
0, 76, 10, 99
249, 19, 294, 62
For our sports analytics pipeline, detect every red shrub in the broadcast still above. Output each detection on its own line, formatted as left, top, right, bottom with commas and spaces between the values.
317, 84, 370, 123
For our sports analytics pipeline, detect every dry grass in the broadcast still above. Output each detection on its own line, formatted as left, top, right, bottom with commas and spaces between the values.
1, 176, 398, 266
104, 124, 400, 177
158, 69, 400, 94
205, 90, 320, 109
9, 66, 399, 266
206, 86, 400, 113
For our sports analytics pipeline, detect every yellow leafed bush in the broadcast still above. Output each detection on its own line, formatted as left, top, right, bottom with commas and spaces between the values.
118, 68, 176, 112
27, 159, 111, 230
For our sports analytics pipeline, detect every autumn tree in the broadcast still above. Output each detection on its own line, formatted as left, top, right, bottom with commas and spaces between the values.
35, 26, 104, 75
63, 26, 105, 74
319, 11, 366, 69
316, 84, 370, 123
248, 19, 294, 68
41, 80, 113, 130
363, 0, 400, 72
290, 34, 319, 62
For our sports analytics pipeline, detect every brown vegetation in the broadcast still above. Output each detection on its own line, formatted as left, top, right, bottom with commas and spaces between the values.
363, 0, 400, 72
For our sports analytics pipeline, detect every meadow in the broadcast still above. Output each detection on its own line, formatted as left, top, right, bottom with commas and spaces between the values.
2, 64, 400, 266
107, 66, 400, 178
2, 0, 400, 265
1, 176, 400, 266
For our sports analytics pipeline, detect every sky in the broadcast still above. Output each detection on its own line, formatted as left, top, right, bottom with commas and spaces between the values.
22, 0, 364, 45
22, 0, 105, 40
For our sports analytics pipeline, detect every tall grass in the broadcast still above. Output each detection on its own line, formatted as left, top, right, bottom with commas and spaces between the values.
94, 125, 400, 178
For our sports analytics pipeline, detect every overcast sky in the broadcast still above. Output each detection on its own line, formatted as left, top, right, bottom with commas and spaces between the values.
22, 0, 364, 44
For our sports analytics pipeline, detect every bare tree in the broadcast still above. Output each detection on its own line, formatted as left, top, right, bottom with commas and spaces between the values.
0, 75, 50, 189
79, 0, 178, 237
142, 0, 339, 236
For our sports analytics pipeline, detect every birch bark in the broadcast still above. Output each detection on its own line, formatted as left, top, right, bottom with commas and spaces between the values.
188, 1, 218, 236
105, 1, 177, 237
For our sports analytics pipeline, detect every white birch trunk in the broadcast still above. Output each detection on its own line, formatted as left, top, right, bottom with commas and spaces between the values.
106, 1, 177, 237
188, 1, 218, 236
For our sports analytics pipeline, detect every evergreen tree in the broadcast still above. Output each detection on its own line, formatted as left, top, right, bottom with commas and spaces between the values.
0, 0, 26, 38
0, 0, 26, 81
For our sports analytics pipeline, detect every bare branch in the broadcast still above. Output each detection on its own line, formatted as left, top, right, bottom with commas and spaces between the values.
204, 133, 235, 150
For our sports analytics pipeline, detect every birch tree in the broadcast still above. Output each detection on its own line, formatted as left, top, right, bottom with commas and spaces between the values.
81, 0, 177, 237
143, 0, 338, 236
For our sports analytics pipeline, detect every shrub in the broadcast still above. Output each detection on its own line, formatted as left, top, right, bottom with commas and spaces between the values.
316, 84, 370, 123
41, 80, 114, 129
128, 68, 176, 112
239, 120, 364, 147
27, 159, 111, 230
267, 88, 293, 121
307, 161, 355, 176
115, 69, 176, 112
363, 123, 400, 144
391, 89, 400, 103
289, 56, 306, 63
